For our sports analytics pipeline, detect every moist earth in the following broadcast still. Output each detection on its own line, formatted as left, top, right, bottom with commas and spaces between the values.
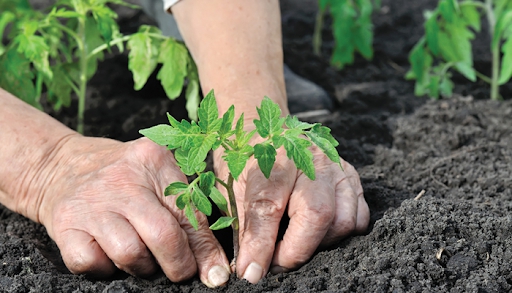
2, 0, 512, 292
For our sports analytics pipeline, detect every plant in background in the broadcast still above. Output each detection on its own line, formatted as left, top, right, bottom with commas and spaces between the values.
139, 90, 341, 267
0, 0, 199, 134
313, 0, 381, 69
407, 0, 512, 100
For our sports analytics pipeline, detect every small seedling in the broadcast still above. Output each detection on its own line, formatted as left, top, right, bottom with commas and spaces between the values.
313, 0, 381, 69
407, 0, 512, 100
0, 0, 199, 134
139, 90, 341, 267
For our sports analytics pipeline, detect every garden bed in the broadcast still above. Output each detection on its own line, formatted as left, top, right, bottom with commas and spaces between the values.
1, 0, 511, 292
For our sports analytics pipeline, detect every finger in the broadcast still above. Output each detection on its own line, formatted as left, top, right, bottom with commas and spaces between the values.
179, 209, 231, 288
270, 168, 336, 273
92, 213, 157, 277
321, 164, 363, 246
355, 193, 370, 233
57, 229, 117, 277
236, 162, 295, 284
128, 196, 198, 282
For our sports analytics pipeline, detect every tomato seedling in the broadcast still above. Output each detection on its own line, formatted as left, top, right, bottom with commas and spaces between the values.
313, 0, 381, 69
407, 0, 512, 100
0, 0, 199, 134
139, 90, 341, 267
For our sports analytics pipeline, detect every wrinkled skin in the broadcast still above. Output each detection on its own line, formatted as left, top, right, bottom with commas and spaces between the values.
213, 135, 370, 283
38, 136, 230, 287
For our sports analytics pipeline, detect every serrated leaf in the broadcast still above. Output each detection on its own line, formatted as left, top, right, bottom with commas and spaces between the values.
0, 49, 37, 107
91, 6, 118, 45
175, 192, 190, 210
198, 90, 222, 132
307, 125, 340, 164
219, 105, 235, 138
164, 181, 189, 196
15, 34, 52, 80
192, 188, 212, 216
454, 62, 476, 81
493, 10, 512, 50
283, 129, 315, 180
209, 187, 229, 214
224, 145, 253, 180
128, 29, 159, 90
175, 148, 207, 176
209, 217, 236, 230
460, 4, 481, 31
254, 143, 277, 178
199, 171, 215, 196
253, 97, 283, 138
285, 115, 316, 130
157, 39, 188, 99
184, 203, 199, 230
139, 124, 181, 147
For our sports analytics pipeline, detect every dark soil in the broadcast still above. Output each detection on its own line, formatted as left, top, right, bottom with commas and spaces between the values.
2, 0, 512, 292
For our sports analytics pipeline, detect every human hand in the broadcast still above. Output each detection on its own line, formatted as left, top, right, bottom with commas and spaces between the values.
36, 136, 231, 287
213, 135, 370, 284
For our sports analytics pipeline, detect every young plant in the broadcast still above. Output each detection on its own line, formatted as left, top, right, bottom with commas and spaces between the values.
139, 90, 341, 266
406, 0, 512, 100
0, 0, 200, 134
313, 0, 381, 69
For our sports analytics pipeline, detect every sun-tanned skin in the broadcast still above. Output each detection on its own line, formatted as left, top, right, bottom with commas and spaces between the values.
0, 0, 369, 288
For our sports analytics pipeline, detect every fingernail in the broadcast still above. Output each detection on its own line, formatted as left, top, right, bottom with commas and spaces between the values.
242, 262, 263, 284
208, 265, 230, 287
270, 265, 289, 274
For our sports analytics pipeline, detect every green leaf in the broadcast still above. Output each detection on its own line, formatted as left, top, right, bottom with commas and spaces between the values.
493, 10, 512, 50
454, 62, 476, 81
224, 145, 253, 180
128, 28, 160, 90
199, 171, 215, 196
209, 187, 229, 214
306, 124, 340, 164
439, 76, 454, 97
184, 203, 199, 230
192, 188, 212, 216
254, 143, 277, 178
198, 90, 222, 133
157, 39, 188, 99
91, 6, 118, 45
164, 181, 189, 196
460, 4, 481, 31
425, 14, 440, 56
219, 105, 235, 138
282, 129, 315, 180
253, 97, 284, 138
15, 34, 52, 80
175, 148, 207, 176
139, 124, 181, 147
47, 64, 73, 110
209, 217, 236, 230
428, 74, 441, 99
499, 36, 512, 85
285, 115, 316, 130
175, 192, 190, 210
0, 49, 37, 107
185, 76, 200, 121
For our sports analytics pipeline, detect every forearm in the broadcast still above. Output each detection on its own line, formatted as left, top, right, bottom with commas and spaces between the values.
0, 88, 77, 222
171, 0, 288, 120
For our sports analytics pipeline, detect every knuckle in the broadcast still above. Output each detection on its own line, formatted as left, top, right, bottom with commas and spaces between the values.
64, 251, 98, 274
247, 197, 285, 221
302, 203, 335, 230
110, 241, 148, 267
332, 214, 357, 235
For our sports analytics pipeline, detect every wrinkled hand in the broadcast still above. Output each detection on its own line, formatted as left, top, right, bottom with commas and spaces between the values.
38, 136, 230, 287
213, 136, 370, 284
